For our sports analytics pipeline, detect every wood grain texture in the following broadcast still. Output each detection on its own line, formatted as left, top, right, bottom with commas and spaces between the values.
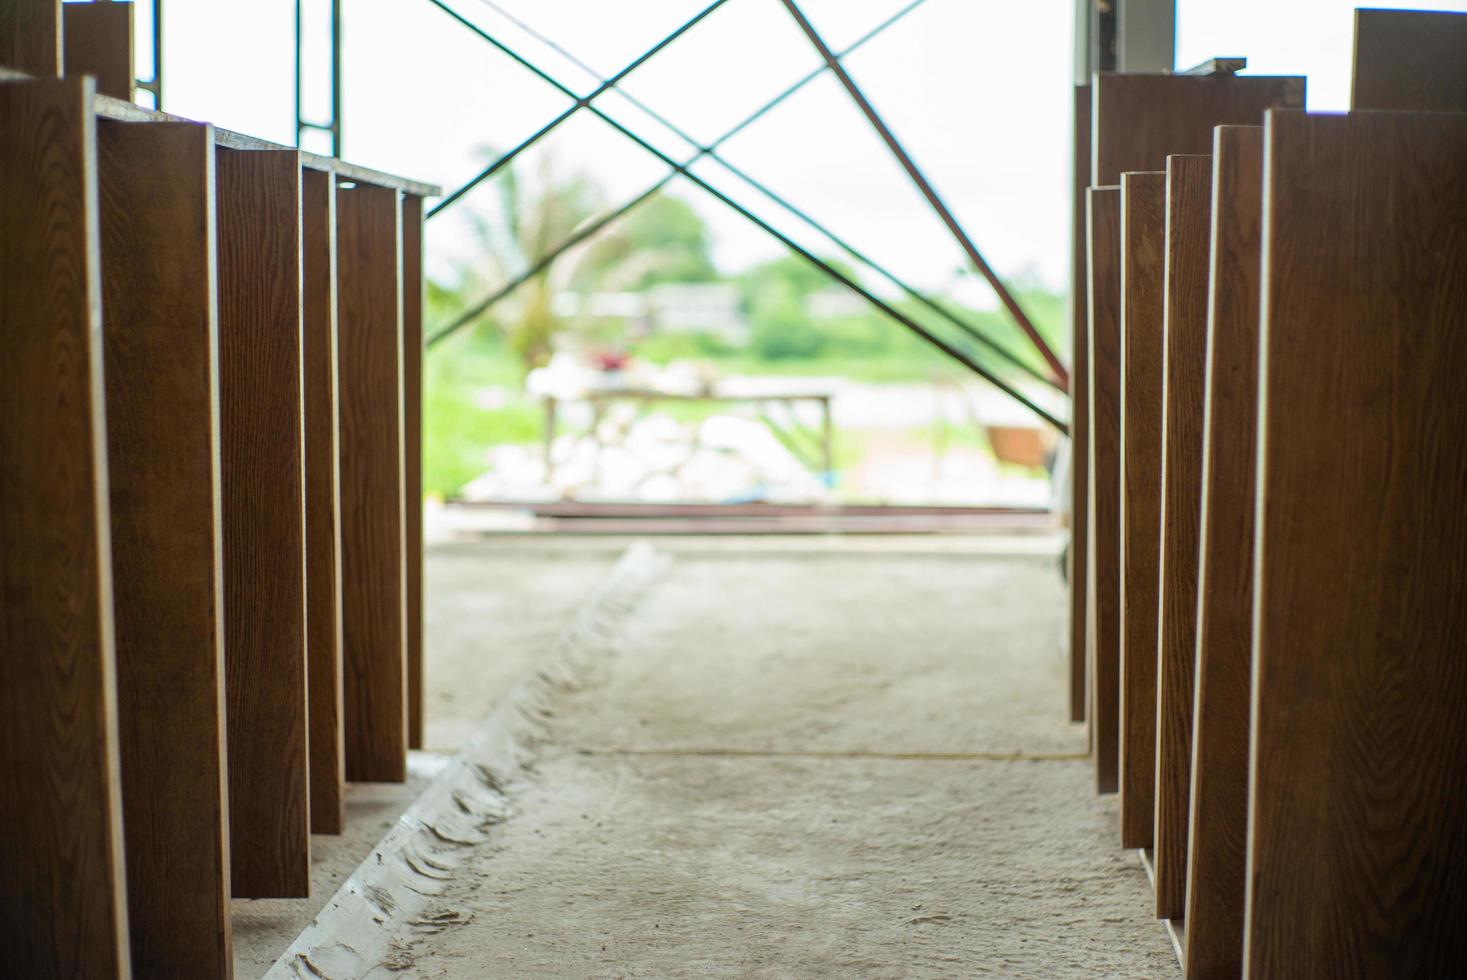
1086, 185, 1122, 795
62, 0, 133, 100
1153, 153, 1211, 920
96, 117, 233, 978
337, 180, 408, 782
0, 76, 130, 978
1184, 125, 1261, 980
302, 167, 345, 835
1118, 170, 1165, 849
1246, 109, 1467, 978
402, 194, 425, 751
216, 147, 310, 897
0, 0, 61, 76
1092, 73, 1303, 186
1069, 84, 1092, 726
1352, 8, 1467, 111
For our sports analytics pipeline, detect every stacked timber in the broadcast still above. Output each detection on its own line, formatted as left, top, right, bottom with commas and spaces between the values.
0, 3, 436, 975
1070, 8, 1467, 977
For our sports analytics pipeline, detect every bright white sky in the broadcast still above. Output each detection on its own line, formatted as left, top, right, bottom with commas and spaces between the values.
138, 0, 1467, 301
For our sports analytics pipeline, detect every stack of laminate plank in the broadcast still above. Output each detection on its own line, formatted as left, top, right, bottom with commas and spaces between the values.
1, 2, 437, 976
1069, 8, 1467, 977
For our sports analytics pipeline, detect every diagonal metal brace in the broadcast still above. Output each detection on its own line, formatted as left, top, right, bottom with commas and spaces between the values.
427, 0, 729, 219
778, 0, 1070, 390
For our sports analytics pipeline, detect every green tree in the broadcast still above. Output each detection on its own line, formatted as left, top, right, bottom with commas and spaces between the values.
458, 150, 604, 372
575, 192, 717, 291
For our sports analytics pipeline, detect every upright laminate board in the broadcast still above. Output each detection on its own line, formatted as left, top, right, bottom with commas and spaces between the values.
1246, 109, 1467, 978
1086, 185, 1122, 794
1, 0, 61, 76
96, 117, 232, 977
1153, 153, 1211, 920
1118, 170, 1165, 848
302, 167, 345, 835
1092, 73, 1304, 185
0, 76, 130, 978
1184, 124, 1261, 980
1069, 84, 1092, 725
402, 194, 425, 751
337, 180, 408, 782
1351, 8, 1467, 111
216, 147, 310, 897
62, 0, 133, 100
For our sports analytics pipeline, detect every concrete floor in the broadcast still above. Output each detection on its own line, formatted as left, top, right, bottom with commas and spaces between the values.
357, 536, 1178, 978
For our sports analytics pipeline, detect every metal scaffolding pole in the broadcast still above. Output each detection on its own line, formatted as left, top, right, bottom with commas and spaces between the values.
778, 0, 1070, 389
296, 0, 342, 155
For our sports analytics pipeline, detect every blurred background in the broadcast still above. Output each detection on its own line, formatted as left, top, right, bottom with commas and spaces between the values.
119, 0, 1467, 513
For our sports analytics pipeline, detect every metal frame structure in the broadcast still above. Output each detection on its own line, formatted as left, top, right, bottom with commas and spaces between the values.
419, 0, 1067, 432
778, 0, 1069, 389
295, 0, 342, 155
128, 0, 163, 107
289, 0, 1075, 429
429, 0, 730, 219
428, 0, 1058, 394
464, 0, 1062, 394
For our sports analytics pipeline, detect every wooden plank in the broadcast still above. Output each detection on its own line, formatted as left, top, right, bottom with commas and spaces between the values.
403, 194, 425, 750
1183, 124, 1261, 980
1352, 9, 1467, 111
337, 180, 408, 782
96, 116, 232, 977
1069, 84, 1092, 725
1086, 185, 1122, 795
216, 146, 310, 897
0, 0, 60, 76
302, 167, 345, 835
1092, 72, 1304, 185
1246, 109, 1467, 977
62, 0, 133, 100
1153, 153, 1211, 920
1118, 170, 1165, 849
0, 76, 130, 978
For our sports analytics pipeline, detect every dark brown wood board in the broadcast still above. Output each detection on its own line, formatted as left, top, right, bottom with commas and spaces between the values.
1092, 72, 1304, 186
337, 180, 409, 782
1, 0, 61, 76
1153, 153, 1211, 920
1352, 8, 1467, 111
1086, 185, 1122, 795
1069, 84, 1092, 725
302, 167, 346, 835
1184, 124, 1261, 980
403, 194, 425, 751
96, 116, 233, 977
1246, 109, 1467, 978
1118, 170, 1165, 849
216, 146, 311, 897
62, 0, 133, 100
0, 76, 131, 978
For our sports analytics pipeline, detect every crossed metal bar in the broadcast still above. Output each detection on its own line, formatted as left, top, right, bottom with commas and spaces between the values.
428, 0, 730, 218
460, 0, 1061, 393
422, 0, 1068, 432
779, 0, 1069, 388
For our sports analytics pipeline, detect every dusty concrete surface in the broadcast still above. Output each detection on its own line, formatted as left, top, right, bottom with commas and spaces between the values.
232, 545, 615, 977
385, 541, 1176, 978
231, 755, 447, 977
424, 543, 616, 750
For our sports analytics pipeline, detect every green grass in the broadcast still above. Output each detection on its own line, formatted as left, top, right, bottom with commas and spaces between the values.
423, 335, 541, 497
